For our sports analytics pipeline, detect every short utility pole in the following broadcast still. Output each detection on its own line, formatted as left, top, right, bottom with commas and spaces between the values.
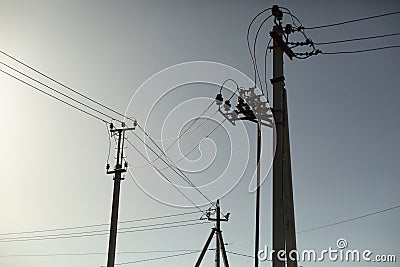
195, 200, 230, 267
106, 122, 136, 267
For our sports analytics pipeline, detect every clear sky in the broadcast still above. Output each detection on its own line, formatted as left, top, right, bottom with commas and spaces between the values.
1, 0, 399, 266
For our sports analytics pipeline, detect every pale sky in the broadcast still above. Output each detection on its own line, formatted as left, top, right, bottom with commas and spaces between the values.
1, 1, 399, 266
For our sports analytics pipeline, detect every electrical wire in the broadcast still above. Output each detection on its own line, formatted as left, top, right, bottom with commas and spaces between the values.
226, 250, 254, 259
136, 103, 217, 168
264, 38, 273, 92
297, 204, 400, 234
0, 221, 208, 243
152, 104, 216, 143
0, 50, 133, 124
0, 210, 202, 236
156, 117, 227, 172
126, 138, 207, 215
218, 78, 239, 95
315, 32, 400, 45
0, 68, 108, 123
252, 14, 273, 97
0, 61, 121, 123
247, 8, 272, 91
113, 251, 198, 266
130, 126, 219, 212
304, 11, 400, 30
0, 51, 221, 213
320, 45, 400, 55
0, 219, 202, 242
0, 250, 200, 258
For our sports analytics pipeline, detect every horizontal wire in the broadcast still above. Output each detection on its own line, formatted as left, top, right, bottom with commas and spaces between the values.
304, 11, 400, 30
321, 45, 400, 54
0, 218, 202, 241
0, 221, 208, 243
0, 210, 202, 236
0, 249, 200, 258
226, 250, 254, 259
315, 32, 400, 45
113, 251, 199, 266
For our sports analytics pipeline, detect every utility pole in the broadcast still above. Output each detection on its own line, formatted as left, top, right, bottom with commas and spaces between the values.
270, 5, 297, 267
106, 122, 136, 267
215, 74, 273, 267
195, 200, 230, 267
214, 6, 298, 267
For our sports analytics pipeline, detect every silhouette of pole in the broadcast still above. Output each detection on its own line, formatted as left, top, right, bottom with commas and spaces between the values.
195, 200, 230, 267
106, 124, 135, 267
271, 20, 286, 267
270, 5, 297, 267
254, 119, 261, 267
215, 200, 221, 267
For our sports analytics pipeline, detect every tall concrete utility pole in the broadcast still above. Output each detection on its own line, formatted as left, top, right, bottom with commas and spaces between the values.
270, 5, 297, 267
106, 123, 136, 267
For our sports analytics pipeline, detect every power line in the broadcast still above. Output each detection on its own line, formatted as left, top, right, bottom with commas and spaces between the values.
320, 45, 400, 55
0, 221, 208, 243
152, 117, 227, 172
0, 68, 108, 123
0, 61, 121, 124
247, 8, 272, 93
304, 11, 400, 30
226, 250, 254, 259
0, 50, 133, 124
126, 138, 207, 215
0, 211, 202, 237
0, 218, 202, 241
315, 32, 400, 45
0, 249, 201, 258
135, 102, 217, 168
113, 251, 199, 266
129, 128, 217, 210
297, 204, 400, 234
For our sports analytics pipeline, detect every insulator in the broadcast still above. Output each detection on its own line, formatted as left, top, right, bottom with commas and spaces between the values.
224, 100, 231, 112
106, 163, 110, 170
215, 94, 223, 105
285, 24, 292, 34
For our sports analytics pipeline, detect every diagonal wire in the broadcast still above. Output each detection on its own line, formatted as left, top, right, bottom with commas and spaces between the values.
0, 69, 108, 123
155, 117, 227, 172
125, 138, 207, 216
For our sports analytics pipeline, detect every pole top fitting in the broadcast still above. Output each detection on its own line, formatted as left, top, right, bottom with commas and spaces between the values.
272, 5, 283, 21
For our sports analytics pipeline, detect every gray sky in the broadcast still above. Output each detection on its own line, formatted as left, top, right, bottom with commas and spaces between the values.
1, 0, 399, 266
